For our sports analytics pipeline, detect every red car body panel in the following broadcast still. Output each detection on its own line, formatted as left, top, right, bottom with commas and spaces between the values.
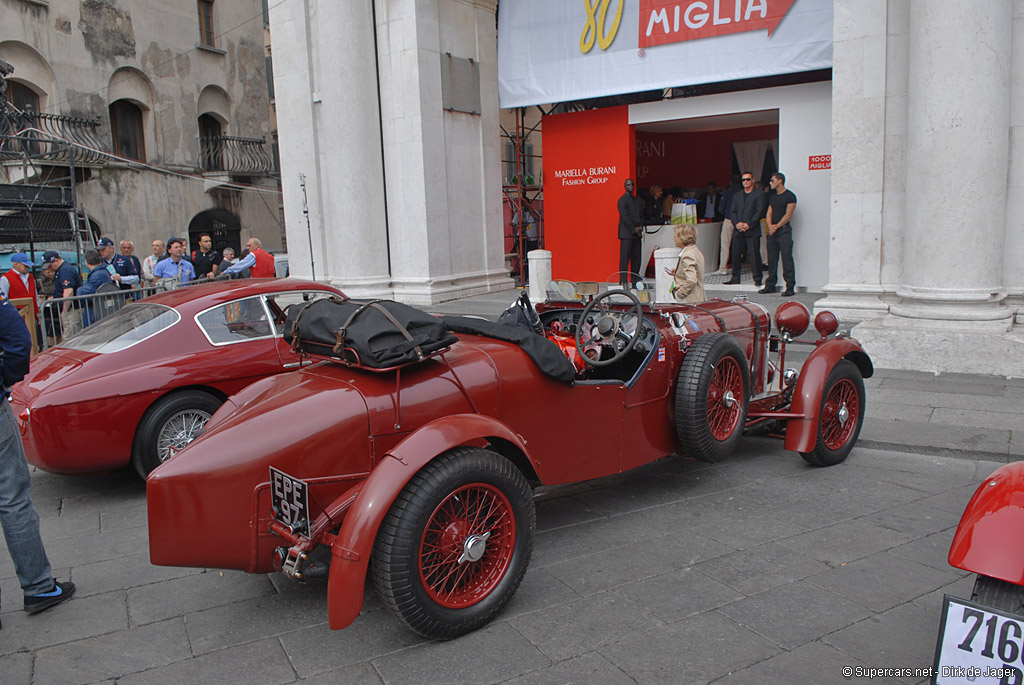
146, 295, 871, 632
948, 461, 1024, 585
11, 279, 344, 474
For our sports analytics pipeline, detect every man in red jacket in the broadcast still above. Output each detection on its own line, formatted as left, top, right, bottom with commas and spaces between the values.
0, 253, 37, 308
221, 237, 276, 278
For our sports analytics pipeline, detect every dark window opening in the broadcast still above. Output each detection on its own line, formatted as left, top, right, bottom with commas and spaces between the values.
109, 100, 146, 162
198, 113, 223, 171
198, 0, 216, 47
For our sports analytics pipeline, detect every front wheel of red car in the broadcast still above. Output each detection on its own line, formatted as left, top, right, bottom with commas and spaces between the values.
675, 333, 750, 462
800, 360, 865, 467
370, 447, 535, 639
132, 390, 223, 479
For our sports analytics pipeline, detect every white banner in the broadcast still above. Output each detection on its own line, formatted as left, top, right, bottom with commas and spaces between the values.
497, 0, 833, 108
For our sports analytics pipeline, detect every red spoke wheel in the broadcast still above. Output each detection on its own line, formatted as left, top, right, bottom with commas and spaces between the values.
675, 333, 750, 462
801, 359, 866, 467
371, 447, 535, 639
418, 483, 516, 608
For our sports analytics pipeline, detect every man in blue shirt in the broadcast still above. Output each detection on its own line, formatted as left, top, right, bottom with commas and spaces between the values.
152, 238, 196, 287
77, 248, 114, 326
41, 250, 83, 341
0, 293, 76, 628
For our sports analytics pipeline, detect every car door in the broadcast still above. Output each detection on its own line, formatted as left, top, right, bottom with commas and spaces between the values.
194, 295, 286, 383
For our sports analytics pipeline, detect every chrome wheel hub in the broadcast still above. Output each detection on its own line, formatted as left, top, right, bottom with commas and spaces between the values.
722, 390, 736, 408
837, 403, 849, 426
457, 531, 491, 564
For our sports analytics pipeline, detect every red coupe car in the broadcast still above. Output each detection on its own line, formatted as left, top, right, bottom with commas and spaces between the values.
11, 279, 343, 478
147, 286, 872, 639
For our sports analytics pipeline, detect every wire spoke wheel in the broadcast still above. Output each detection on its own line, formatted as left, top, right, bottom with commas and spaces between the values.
707, 357, 744, 441
371, 447, 535, 639
820, 378, 858, 450
156, 409, 213, 463
800, 360, 866, 467
675, 333, 750, 463
419, 483, 516, 608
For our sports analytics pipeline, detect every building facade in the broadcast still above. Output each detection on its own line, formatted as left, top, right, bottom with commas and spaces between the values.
0, 0, 281, 257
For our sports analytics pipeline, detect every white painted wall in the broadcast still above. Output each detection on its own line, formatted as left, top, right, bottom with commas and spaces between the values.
629, 82, 833, 290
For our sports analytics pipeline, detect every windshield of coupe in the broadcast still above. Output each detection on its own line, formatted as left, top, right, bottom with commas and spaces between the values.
62, 304, 181, 354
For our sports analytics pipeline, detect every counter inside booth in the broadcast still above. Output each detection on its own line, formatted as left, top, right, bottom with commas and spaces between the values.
640, 221, 722, 277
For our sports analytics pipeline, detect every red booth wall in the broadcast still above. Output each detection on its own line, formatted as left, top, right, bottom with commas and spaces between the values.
542, 106, 634, 283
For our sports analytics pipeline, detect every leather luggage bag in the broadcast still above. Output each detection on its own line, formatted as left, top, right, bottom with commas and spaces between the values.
284, 296, 457, 369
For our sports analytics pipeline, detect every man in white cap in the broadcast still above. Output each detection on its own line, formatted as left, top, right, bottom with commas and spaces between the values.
0, 253, 37, 306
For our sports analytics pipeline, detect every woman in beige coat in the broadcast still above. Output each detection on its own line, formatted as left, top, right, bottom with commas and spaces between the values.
666, 223, 706, 303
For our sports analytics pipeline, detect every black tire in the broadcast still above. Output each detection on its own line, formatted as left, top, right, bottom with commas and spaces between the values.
800, 359, 865, 467
675, 333, 750, 462
972, 575, 1024, 615
131, 390, 223, 479
370, 447, 535, 639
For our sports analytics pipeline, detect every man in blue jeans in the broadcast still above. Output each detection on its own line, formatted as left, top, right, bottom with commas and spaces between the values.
0, 292, 75, 629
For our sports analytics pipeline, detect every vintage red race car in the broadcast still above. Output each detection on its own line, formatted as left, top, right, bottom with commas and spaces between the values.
11, 279, 343, 478
147, 285, 872, 639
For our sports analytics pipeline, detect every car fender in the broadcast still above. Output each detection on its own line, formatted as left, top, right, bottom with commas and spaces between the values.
325, 413, 530, 630
784, 338, 873, 453
949, 462, 1024, 584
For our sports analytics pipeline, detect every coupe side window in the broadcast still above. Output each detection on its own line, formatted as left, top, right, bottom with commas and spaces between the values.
197, 297, 272, 344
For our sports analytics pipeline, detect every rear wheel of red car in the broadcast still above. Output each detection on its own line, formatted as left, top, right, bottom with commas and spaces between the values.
370, 447, 535, 639
675, 333, 750, 462
972, 575, 1024, 614
132, 390, 223, 479
800, 360, 865, 467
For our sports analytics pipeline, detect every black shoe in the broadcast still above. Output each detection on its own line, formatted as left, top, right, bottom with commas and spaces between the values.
723, 278, 741, 285
758, 287, 776, 294
781, 290, 796, 297
24, 580, 75, 614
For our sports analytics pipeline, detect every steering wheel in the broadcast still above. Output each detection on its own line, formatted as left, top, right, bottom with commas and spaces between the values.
575, 289, 644, 368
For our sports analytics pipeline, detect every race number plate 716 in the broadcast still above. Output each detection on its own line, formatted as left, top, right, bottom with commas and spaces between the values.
270, 467, 310, 534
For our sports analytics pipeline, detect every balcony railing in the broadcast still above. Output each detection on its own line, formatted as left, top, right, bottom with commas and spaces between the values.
0, 110, 108, 165
199, 135, 274, 175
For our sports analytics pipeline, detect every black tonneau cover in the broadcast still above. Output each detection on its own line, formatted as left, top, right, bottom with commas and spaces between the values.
442, 316, 576, 384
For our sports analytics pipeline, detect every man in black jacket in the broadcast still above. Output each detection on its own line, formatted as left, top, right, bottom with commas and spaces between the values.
617, 178, 645, 287
724, 172, 765, 286
0, 294, 75, 629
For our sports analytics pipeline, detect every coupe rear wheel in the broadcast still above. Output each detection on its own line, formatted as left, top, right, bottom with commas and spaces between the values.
972, 575, 1024, 615
370, 447, 535, 639
132, 390, 223, 478
800, 360, 865, 467
675, 333, 750, 462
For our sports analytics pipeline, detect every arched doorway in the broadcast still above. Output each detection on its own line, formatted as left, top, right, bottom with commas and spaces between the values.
188, 208, 240, 257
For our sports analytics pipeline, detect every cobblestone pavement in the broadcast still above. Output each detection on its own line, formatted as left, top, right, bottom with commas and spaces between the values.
0, 443, 990, 684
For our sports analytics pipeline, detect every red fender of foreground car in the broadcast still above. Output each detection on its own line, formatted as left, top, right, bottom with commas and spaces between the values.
10, 279, 344, 478
147, 286, 873, 639
949, 462, 1024, 609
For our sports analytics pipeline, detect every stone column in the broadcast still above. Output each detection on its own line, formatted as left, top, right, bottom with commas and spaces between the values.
852, 0, 1024, 374
892, 0, 1012, 327
375, 0, 512, 305
269, 0, 392, 297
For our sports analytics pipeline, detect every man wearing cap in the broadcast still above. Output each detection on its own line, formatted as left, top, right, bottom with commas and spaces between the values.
41, 251, 83, 340
0, 253, 37, 305
0, 291, 76, 629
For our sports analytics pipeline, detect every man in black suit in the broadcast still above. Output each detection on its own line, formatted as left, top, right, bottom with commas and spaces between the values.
724, 171, 766, 286
617, 178, 644, 287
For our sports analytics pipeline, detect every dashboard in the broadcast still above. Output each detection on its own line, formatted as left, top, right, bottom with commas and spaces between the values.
540, 307, 660, 383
